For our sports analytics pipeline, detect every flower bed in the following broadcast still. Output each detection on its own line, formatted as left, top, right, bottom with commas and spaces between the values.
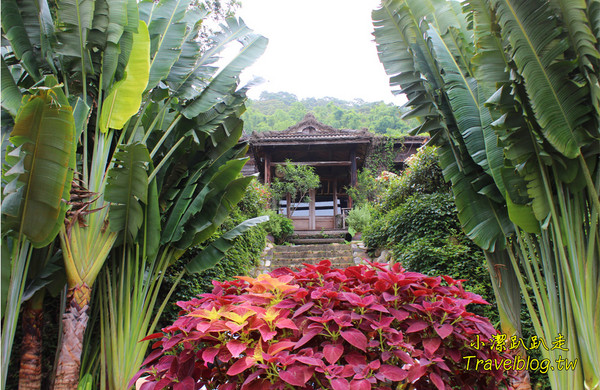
133, 261, 510, 389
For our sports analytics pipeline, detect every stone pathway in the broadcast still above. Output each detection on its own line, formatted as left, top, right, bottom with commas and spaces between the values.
254, 241, 370, 275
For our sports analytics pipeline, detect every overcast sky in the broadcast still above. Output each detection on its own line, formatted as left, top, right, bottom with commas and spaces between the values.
236, 0, 404, 104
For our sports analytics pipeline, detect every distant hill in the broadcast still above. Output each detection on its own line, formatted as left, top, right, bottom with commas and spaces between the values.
241, 91, 418, 136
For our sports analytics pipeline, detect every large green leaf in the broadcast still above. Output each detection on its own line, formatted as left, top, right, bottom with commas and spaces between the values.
2, 80, 75, 247
55, 0, 94, 68
552, 0, 600, 116
372, 0, 446, 136
182, 175, 254, 249
143, 0, 191, 91
104, 0, 128, 44
181, 18, 267, 118
99, 20, 150, 132
439, 142, 513, 251
185, 215, 269, 274
105, 142, 151, 242
1, 0, 40, 79
429, 28, 488, 173
492, 0, 593, 158
167, 16, 250, 101
1, 57, 22, 116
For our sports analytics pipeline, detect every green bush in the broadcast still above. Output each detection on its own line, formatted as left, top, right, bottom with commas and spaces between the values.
346, 204, 372, 236
263, 210, 294, 244
346, 168, 388, 207
380, 145, 449, 211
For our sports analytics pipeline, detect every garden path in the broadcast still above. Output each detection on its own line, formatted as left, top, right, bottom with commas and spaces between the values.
254, 242, 370, 275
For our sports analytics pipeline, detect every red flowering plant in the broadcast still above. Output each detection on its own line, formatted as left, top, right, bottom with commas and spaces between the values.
132, 261, 511, 389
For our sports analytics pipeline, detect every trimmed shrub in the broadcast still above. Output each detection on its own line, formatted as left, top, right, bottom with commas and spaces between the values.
134, 261, 511, 389
263, 210, 294, 244
346, 205, 372, 236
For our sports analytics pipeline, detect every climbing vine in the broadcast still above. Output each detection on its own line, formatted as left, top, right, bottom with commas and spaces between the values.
364, 135, 397, 174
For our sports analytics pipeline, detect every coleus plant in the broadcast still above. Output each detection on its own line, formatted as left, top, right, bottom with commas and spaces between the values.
132, 261, 511, 389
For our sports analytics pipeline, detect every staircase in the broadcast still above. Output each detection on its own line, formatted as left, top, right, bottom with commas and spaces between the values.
255, 242, 370, 275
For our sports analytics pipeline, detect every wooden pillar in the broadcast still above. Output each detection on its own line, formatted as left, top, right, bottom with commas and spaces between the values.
350, 149, 357, 187
309, 188, 316, 230
348, 148, 357, 209
333, 178, 338, 217
264, 153, 271, 184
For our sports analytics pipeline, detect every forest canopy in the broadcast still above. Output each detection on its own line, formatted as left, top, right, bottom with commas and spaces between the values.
242, 91, 417, 135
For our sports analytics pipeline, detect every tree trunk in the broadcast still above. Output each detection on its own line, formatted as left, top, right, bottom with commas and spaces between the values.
52, 283, 91, 390
510, 345, 532, 390
18, 294, 44, 390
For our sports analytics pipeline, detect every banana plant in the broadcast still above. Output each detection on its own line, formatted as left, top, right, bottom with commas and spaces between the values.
2, 0, 267, 387
373, 0, 600, 389
0, 76, 76, 388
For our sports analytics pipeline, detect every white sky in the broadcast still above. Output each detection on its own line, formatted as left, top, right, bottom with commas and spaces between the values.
236, 0, 404, 104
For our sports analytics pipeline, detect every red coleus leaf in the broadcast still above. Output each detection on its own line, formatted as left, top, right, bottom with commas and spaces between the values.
330, 378, 350, 390
423, 337, 442, 356
292, 301, 315, 318
407, 363, 427, 383
294, 327, 322, 349
226, 340, 247, 358
227, 356, 255, 376
388, 308, 409, 322
276, 318, 299, 330
241, 369, 264, 388
202, 347, 220, 364
324, 343, 344, 364
140, 332, 163, 342
379, 364, 408, 381
173, 377, 195, 390
141, 349, 163, 367
406, 320, 429, 333
349, 378, 371, 390
430, 372, 445, 390
267, 341, 296, 355
294, 355, 323, 366
435, 324, 453, 339
257, 325, 277, 341
341, 329, 367, 351
280, 365, 314, 386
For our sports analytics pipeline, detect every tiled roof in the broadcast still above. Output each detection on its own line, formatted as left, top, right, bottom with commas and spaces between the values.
249, 113, 373, 143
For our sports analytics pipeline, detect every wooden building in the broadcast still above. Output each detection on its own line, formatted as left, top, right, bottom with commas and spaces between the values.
242, 113, 427, 231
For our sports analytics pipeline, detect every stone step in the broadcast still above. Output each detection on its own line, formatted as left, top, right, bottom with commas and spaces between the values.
288, 237, 346, 244
270, 260, 355, 270
273, 243, 351, 253
274, 250, 352, 259
256, 242, 370, 276
273, 257, 354, 266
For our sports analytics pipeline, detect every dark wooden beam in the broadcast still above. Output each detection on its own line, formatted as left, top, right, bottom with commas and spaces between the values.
272, 161, 352, 167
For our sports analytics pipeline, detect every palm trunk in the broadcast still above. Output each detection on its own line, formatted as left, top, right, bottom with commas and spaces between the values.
484, 251, 531, 390
18, 293, 44, 390
509, 344, 531, 390
53, 283, 91, 390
